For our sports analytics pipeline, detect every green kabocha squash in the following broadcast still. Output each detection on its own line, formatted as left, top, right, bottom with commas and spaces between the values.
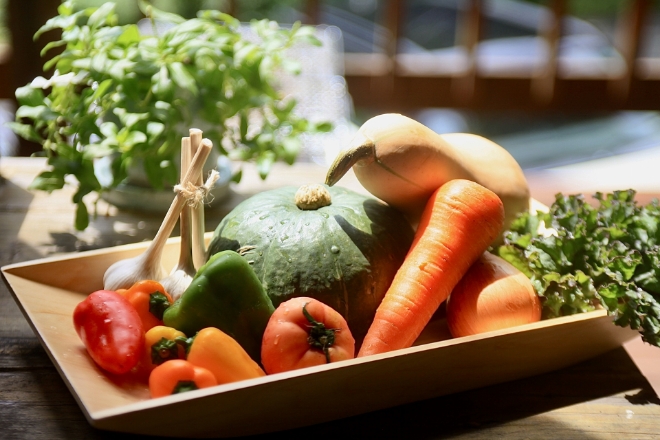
206, 184, 414, 345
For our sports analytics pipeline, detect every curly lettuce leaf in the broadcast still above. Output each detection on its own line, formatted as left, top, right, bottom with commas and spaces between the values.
495, 190, 660, 346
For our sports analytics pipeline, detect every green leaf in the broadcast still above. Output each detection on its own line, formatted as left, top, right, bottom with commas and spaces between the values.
15, 85, 45, 106
6, 122, 42, 143
40, 39, 68, 58
314, 121, 334, 133
99, 121, 118, 138
35, 10, 78, 39
497, 244, 534, 278
91, 52, 109, 73
139, 0, 186, 25
87, 2, 116, 28
234, 42, 260, 66
16, 105, 58, 122
198, 10, 240, 28
117, 24, 141, 47
231, 168, 242, 183
83, 142, 117, 160
29, 171, 65, 192
92, 79, 113, 101
147, 121, 165, 138
152, 66, 173, 97
168, 62, 197, 95
239, 111, 248, 140
124, 131, 148, 148
256, 151, 275, 180
280, 137, 300, 164
108, 59, 136, 80
113, 108, 149, 129
75, 201, 90, 231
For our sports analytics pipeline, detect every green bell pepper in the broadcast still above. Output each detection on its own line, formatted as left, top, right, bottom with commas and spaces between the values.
163, 250, 274, 363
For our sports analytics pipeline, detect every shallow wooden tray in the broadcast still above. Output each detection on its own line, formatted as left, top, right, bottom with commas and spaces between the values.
2, 234, 639, 438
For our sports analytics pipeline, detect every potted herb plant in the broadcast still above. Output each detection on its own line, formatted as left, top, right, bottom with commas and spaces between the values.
9, 0, 331, 229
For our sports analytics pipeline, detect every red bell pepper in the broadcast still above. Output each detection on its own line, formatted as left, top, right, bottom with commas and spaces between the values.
73, 289, 145, 375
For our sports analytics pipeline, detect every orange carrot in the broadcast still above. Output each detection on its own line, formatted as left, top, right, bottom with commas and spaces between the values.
357, 179, 505, 357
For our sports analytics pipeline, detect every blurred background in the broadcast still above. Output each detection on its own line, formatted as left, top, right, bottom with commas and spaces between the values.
2, 0, 660, 170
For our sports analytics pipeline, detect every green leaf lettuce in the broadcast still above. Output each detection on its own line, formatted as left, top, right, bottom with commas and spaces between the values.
495, 190, 660, 346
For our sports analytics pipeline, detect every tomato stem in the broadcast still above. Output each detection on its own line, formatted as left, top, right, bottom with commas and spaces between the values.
302, 303, 338, 363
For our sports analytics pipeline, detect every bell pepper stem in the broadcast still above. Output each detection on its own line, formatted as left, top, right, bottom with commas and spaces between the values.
175, 335, 196, 356
151, 337, 181, 365
148, 291, 171, 320
173, 380, 198, 394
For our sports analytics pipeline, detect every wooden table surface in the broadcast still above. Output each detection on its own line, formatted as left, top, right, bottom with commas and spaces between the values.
2, 155, 660, 439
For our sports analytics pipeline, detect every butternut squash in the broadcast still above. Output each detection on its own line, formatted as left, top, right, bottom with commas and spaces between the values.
325, 113, 530, 239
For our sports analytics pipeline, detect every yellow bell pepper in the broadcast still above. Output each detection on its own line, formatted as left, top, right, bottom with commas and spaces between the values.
141, 325, 187, 375
187, 327, 266, 385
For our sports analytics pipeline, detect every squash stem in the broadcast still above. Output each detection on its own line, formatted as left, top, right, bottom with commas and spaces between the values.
325, 136, 375, 186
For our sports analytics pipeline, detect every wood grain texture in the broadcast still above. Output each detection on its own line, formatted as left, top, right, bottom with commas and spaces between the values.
1, 157, 660, 439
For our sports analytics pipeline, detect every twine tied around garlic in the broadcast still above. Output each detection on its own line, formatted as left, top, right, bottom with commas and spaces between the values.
173, 169, 220, 208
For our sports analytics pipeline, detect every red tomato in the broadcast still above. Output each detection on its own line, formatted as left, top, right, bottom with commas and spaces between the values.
261, 297, 355, 374
73, 289, 145, 374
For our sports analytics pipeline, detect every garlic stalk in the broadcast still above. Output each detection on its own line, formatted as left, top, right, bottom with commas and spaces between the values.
103, 138, 214, 291
159, 137, 197, 300
190, 128, 207, 270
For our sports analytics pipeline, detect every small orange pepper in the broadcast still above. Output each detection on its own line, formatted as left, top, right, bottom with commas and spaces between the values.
149, 359, 217, 398
187, 327, 266, 385
120, 280, 173, 331
138, 325, 188, 377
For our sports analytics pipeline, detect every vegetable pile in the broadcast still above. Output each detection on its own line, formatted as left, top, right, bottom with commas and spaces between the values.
72, 112, 660, 402
74, 273, 347, 398
496, 190, 660, 346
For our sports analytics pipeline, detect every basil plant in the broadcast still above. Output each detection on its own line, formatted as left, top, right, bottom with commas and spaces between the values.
10, 0, 331, 230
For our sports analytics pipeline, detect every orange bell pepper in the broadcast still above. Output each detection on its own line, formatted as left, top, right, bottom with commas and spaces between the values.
149, 359, 217, 398
120, 280, 173, 331
187, 327, 266, 385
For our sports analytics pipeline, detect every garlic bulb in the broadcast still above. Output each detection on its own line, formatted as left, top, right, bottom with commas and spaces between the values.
103, 138, 214, 291
160, 136, 197, 300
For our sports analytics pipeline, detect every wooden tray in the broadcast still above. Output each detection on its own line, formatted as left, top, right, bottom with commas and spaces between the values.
1, 234, 639, 438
